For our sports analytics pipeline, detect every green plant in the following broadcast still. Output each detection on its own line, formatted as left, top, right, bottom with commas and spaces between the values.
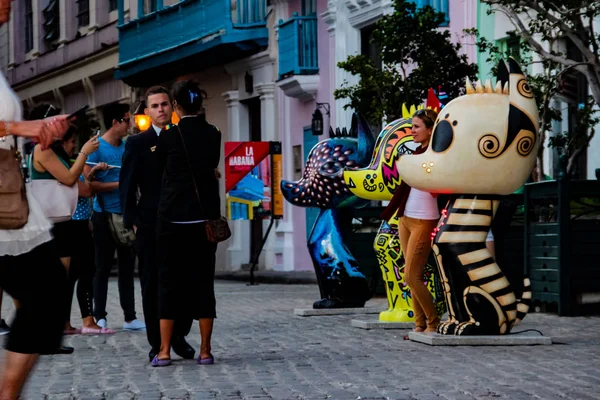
334, 0, 478, 126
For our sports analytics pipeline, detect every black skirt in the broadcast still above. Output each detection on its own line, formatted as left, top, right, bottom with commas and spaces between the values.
156, 219, 218, 320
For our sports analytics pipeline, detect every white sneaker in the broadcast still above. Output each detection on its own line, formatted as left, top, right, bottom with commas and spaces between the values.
123, 319, 146, 331
97, 318, 107, 329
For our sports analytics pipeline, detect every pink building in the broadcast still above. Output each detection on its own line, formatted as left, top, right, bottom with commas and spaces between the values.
275, 0, 479, 271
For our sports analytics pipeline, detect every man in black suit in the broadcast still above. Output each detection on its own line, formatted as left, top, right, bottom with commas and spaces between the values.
120, 86, 194, 362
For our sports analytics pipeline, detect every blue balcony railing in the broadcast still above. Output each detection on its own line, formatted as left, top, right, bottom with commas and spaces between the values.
116, 0, 268, 82
277, 13, 318, 80
234, 0, 266, 27
416, 0, 449, 26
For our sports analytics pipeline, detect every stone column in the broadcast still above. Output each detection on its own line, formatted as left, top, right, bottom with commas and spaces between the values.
255, 83, 276, 141
254, 82, 280, 270
52, 88, 65, 112
89, 0, 99, 31
273, 93, 295, 271
222, 90, 249, 271
58, 0, 68, 45
7, 6, 14, 67
82, 77, 96, 110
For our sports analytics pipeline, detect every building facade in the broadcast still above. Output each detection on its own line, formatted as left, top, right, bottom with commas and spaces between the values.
5, 0, 131, 126
274, 0, 480, 272
117, 0, 283, 272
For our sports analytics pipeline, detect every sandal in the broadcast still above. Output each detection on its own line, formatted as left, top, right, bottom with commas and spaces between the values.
64, 328, 82, 335
81, 327, 116, 335
151, 355, 172, 367
197, 355, 214, 365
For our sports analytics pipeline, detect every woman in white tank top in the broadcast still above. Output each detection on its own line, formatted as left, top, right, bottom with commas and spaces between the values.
384, 108, 442, 333
0, 2, 72, 395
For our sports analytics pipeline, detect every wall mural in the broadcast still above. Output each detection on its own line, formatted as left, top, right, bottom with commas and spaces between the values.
396, 58, 536, 335
343, 106, 445, 322
281, 113, 376, 309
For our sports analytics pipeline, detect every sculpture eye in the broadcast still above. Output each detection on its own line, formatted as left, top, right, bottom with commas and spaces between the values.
431, 120, 454, 153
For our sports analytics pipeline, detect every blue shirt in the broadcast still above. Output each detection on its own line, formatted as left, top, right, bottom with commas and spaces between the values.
73, 175, 92, 221
88, 137, 125, 214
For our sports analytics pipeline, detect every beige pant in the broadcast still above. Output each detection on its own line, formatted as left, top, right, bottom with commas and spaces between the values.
398, 216, 440, 330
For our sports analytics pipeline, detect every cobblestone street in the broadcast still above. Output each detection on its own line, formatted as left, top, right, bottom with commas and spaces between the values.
4, 279, 600, 400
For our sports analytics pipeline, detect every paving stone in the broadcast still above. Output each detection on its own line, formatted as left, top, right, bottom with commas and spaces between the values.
1, 279, 597, 399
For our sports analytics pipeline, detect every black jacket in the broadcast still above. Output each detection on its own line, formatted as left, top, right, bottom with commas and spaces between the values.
156, 116, 221, 222
120, 127, 162, 228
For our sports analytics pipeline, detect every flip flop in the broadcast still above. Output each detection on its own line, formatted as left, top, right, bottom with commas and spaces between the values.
197, 355, 214, 365
81, 327, 116, 335
63, 328, 82, 335
152, 355, 172, 367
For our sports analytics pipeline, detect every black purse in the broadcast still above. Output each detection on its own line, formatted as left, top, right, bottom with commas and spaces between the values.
176, 124, 231, 243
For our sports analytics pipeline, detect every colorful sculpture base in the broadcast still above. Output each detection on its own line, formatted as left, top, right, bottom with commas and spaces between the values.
374, 214, 444, 322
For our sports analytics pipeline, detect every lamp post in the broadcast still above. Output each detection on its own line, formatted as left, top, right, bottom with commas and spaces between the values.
133, 100, 151, 132
311, 102, 330, 136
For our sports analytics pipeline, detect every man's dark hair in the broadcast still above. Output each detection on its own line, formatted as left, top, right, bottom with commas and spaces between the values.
145, 86, 172, 104
102, 103, 130, 130
171, 80, 206, 115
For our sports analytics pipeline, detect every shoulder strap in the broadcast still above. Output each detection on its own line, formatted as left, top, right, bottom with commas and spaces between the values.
174, 126, 204, 214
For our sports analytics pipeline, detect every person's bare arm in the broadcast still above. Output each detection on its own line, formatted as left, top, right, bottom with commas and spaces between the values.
34, 133, 100, 186
84, 164, 119, 192
34, 146, 88, 186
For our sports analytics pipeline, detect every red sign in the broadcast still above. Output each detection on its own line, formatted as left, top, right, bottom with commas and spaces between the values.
225, 142, 271, 192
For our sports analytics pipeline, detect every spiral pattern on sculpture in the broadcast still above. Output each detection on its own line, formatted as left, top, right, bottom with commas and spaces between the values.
517, 79, 534, 99
516, 133, 535, 156
478, 134, 502, 159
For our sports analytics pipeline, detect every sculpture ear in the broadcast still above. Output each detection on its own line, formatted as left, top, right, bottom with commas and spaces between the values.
496, 59, 509, 88
508, 57, 524, 75
354, 113, 375, 162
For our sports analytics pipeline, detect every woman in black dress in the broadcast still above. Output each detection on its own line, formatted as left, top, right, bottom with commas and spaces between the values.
153, 80, 222, 367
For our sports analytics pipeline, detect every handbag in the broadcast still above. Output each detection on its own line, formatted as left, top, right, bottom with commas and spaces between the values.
27, 153, 78, 223
96, 192, 136, 247
176, 125, 231, 243
0, 137, 29, 229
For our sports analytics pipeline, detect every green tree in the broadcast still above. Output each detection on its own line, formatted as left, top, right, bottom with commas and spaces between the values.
475, 0, 600, 178
334, 0, 478, 126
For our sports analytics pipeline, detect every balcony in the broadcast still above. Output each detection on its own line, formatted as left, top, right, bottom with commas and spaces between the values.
276, 13, 319, 102
115, 0, 268, 86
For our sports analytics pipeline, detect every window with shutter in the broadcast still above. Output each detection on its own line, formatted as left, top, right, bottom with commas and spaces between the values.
76, 0, 90, 27
43, 0, 60, 43
25, 0, 34, 52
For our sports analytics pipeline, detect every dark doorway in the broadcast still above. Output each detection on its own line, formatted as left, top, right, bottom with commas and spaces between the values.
244, 97, 263, 266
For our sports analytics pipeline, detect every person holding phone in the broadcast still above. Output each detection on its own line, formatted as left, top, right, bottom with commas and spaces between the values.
83, 103, 145, 332
29, 104, 104, 350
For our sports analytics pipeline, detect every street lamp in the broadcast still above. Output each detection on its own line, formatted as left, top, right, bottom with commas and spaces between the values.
311, 102, 330, 136
134, 100, 151, 131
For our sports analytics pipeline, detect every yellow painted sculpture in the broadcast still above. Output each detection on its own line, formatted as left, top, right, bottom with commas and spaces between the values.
343, 105, 445, 323
396, 59, 536, 335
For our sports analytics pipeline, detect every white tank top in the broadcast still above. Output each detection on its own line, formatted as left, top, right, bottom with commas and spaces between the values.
404, 188, 440, 220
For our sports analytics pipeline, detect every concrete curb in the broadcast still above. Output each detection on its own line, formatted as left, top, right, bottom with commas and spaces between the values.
214, 271, 318, 284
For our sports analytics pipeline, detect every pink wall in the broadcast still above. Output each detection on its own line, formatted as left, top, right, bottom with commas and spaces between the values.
447, 0, 478, 62
283, 0, 333, 271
